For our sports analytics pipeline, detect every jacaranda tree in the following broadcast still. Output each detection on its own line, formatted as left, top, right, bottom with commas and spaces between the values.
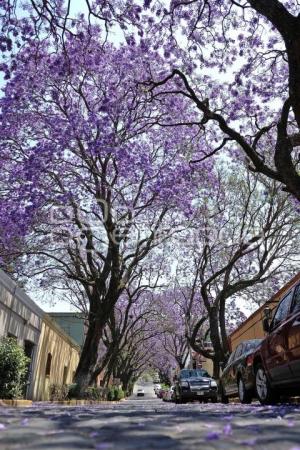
0, 25, 211, 390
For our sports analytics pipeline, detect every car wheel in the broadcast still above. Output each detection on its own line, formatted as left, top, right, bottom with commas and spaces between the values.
238, 377, 252, 404
211, 397, 218, 403
219, 383, 229, 404
255, 364, 279, 405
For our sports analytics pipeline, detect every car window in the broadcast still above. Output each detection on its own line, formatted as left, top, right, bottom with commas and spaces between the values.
233, 344, 243, 359
180, 369, 210, 378
272, 291, 293, 329
245, 339, 263, 351
292, 284, 300, 312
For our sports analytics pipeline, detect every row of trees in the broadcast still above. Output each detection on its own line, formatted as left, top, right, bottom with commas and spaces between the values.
0, 1, 299, 392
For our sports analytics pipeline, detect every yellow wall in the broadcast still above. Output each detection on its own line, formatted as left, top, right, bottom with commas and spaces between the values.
201, 357, 214, 376
31, 315, 80, 400
229, 273, 300, 351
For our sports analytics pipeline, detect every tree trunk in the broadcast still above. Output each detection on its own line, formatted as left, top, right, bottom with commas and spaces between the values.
288, 35, 300, 132
74, 311, 107, 393
209, 307, 225, 380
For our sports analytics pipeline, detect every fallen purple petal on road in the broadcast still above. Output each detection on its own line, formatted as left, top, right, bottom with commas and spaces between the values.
223, 415, 233, 420
0, 423, 6, 430
95, 443, 113, 449
223, 423, 232, 436
239, 438, 257, 446
21, 418, 29, 426
90, 431, 100, 437
205, 431, 220, 441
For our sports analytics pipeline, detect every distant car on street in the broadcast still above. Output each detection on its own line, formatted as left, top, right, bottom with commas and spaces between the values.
219, 339, 263, 404
174, 369, 218, 403
136, 388, 145, 397
253, 281, 300, 404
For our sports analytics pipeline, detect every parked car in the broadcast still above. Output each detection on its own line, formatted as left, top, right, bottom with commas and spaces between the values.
157, 388, 167, 399
163, 386, 175, 402
153, 383, 161, 394
136, 388, 145, 397
253, 281, 300, 404
174, 369, 218, 403
219, 339, 263, 404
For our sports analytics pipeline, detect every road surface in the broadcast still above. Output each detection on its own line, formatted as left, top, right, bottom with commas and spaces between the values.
1, 386, 300, 449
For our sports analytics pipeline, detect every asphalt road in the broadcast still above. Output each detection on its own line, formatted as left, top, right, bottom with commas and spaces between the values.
1, 390, 300, 449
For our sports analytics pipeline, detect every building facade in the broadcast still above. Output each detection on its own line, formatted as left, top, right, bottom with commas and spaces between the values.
31, 315, 80, 400
0, 269, 80, 400
229, 272, 300, 351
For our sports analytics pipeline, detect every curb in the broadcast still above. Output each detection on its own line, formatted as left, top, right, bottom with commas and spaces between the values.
43, 398, 128, 406
0, 400, 33, 407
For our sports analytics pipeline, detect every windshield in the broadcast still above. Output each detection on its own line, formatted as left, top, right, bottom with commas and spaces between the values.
180, 369, 210, 378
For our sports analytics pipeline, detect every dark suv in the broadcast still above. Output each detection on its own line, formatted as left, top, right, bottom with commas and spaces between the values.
220, 339, 262, 404
174, 369, 218, 403
253, 281, 300, 404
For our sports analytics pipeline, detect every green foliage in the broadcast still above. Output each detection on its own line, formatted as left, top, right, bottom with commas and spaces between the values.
107, 387, 114, 401
106, 386, 124, 401
49, 384, 69, 401
114, 387, 124, 400
84, 386, 106, 401
0, 337, 30, 399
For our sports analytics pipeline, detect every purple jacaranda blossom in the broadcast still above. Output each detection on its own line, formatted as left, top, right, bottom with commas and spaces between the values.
21, 418, 29, 426
205, 432, 220, 441
95, 443, 113, 450
223, 423, 232, 436
223, 415, 234, 421
239, 438, 257, 446
90, 431, 100, 437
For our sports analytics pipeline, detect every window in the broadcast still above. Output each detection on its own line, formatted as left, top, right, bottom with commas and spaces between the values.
272, 291, 293, 329
245, 340, 263, 352
24, 340, 35, 359
292, 284, 300, 312
7, 333, 17, 340
180, 369, 210, 378
63, 366, 69, 385
234, 344, 243, 360
45, 353, 52, 377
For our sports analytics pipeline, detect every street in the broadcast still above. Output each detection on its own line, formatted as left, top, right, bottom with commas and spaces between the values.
1, 383, 300, 450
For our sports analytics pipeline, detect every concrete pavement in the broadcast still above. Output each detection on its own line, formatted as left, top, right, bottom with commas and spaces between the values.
1, 395, 300, 449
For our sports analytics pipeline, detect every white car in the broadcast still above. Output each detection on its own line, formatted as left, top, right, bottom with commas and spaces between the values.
154, 383, 161, 394
164, 386, 175, 402
137, 388, 145, 397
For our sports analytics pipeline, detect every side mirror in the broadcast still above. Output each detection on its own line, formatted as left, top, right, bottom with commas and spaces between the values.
262, 317, 270, 333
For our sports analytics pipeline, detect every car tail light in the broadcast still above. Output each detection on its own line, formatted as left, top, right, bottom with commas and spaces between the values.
246, 354, 254, 367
